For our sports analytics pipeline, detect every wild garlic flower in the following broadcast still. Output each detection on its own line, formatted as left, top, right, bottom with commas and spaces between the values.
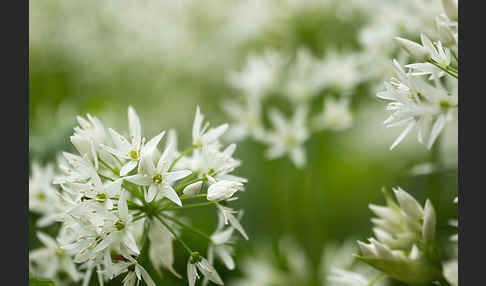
224, 45, 362, 168
29, 162, 61, 226
357, 188, 442, 284
312, 97, 353, 131
282, 48, 327, 101
221, 96, 264, 141
227, 50, 284, 99
376, 0, 458, 152
29, 232, 82, 285
232, 237, 387, 286
102, 107, 166, 176
262, 106, 310, 168
187, 253, 224, 286
29, 105, 248, 286
377, 60, 457, 150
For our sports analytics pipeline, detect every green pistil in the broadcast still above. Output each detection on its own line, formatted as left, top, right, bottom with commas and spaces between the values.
189, 251, 202, 264
153, 174, 163, 184
37, 193, 46, 201
129, 150, 138, 160
96, 193, 107, 201
115, 219, 126, 230
440, 100, 451, 110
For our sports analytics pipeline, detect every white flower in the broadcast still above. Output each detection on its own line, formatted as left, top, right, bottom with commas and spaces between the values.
221, 96, 264, 141
29, 232, 82, 283
216, 204, 248, 240
124, 144, 191, 203
312, 97, 353, 131
102, 106, 165, 176
421, 34, 451, 68
207, 180, 243, 202
282, 48, 326, 101
29, 162, 59, 217
187, 256, 224, 286
395, 37, 429, 62
190, 144, 244, 183
263, 106, 309, 168
192, 106, 229, 148
227, 49, 284, 98
397, 35, 453, 79
377, 60, 456, 150
319, 50, 363, 93
70, 114, 107, 170
121, 256, 156, 286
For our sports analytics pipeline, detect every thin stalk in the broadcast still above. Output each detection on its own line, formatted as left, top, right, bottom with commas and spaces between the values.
156, 215, 193, 254
98, 173, 114, 182
427, 59, 458, 79
98, 157, 119, 176
451, 50, 458, 63
180, 193, 208, 201
163, 201, 215, 211
168, 145, 197, 172
160, 213, 212, 242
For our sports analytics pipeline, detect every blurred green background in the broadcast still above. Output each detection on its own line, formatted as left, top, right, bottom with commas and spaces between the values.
29, 1, 458, 285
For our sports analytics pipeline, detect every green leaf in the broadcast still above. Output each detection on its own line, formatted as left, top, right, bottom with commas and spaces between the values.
29, 276, 55, 286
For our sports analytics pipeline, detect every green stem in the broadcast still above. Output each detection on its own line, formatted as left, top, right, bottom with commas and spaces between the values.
180, 193, 207, 200
451, 50, 458, 63
160, 213, 212, 242
98, 157, 119, 176
427, 59, 458, 79
168, 145, 198, 172
155, 215, 193, 254
98, 173, 114, 182
163, 201, 215, 211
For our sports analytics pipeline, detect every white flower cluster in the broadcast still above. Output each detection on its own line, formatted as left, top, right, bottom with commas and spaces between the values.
231, 237, 387, 286
29, 106, 248, 286
225, 48, 357, 168
377, 0, 458, 150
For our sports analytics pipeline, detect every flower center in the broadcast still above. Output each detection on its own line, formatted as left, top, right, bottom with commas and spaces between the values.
96, 193, 107, 202
189, 251, 202, 264
55, 248, 66, 258
152, 174, 163, 185
129, 150, 138, 160
115, 219, 126, 231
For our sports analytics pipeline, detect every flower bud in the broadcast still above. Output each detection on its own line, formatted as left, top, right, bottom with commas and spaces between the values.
182, 181, 203, 198
207, 180, 242, 201
370, 238, 394, 260
357, 240, 377, 258
422, 200, 436, 241
395, 37, 429, 62
393, 187, 424, 221
442, 0, 458, 21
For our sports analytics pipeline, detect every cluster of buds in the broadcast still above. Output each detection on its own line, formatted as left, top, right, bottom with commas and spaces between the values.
356, 188, 442, 284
